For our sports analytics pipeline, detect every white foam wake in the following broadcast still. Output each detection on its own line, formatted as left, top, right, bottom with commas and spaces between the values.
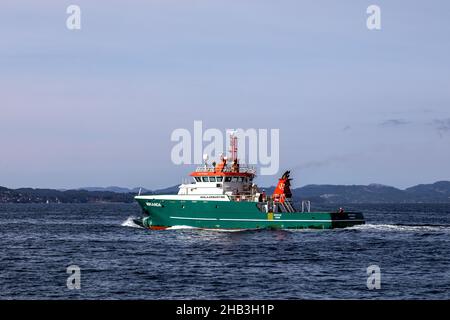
348, 223, 450, 232
120, 219, 449, 233
121, 217, 144, 229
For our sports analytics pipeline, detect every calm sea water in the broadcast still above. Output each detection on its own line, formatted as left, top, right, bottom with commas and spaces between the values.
0, 203, 449, 299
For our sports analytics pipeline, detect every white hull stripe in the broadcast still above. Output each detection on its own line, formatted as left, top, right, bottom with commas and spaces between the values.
170, 216, 364, 223
170, 216, 218, 221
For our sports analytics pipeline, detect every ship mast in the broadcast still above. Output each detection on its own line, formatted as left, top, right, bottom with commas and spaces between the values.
229, 132, 238, 163
229, 131, 239, 173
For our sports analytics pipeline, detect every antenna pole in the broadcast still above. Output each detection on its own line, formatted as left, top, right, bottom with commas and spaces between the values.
229, 133, 238, 162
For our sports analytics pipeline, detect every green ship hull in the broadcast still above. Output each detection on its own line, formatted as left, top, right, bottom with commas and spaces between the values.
134, 198, 365, 230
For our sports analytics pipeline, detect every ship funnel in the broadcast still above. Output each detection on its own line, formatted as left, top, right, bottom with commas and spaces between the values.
272, 171, 293, 203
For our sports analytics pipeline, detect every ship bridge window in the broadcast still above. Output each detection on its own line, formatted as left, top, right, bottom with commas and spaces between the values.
232, 177, 239, 182
202, 177, 209, 182
194, 177, 201, 182
217, 177, 223, 182
210, 176, 216, 182
225, 177, 232, 182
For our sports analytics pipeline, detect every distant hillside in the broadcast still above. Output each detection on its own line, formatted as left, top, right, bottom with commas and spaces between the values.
0, 187, 134, 204
0, 185, 180, 204
77, 186, 140, 193
404, 181, 450, 202
75, 185, 179, 194
149, 185, 180, 195
1, 182, 450, 204
292, 184, 409, 204
260, 182, 450, 204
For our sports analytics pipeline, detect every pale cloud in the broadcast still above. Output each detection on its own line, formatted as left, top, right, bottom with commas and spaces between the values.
379, 119, 410, 127
431, 118, 450, 137
293, 154, 358, 171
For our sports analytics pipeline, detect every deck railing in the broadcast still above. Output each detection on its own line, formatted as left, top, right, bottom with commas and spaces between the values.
194, 165, 256, 174
227, 194, 256, 202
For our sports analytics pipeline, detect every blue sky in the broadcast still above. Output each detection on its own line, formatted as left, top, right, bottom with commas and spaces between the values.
1, 0, 450, 189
